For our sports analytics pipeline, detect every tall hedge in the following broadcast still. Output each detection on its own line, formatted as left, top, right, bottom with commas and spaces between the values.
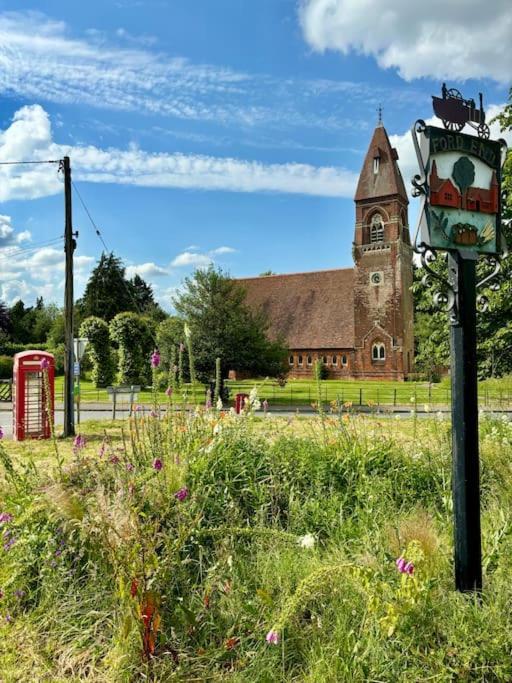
79, 316, 115, 388
109, 312, 152, 385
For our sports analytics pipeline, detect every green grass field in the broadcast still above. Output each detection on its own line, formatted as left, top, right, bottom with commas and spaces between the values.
54, 374, 512, 408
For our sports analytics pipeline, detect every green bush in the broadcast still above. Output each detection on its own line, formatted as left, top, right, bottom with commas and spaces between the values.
0, 354, 13, 379
80, 316, 115, 388
109, 312, 152, 385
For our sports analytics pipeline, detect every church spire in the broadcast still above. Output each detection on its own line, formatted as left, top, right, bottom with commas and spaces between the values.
354, 123, 408, 204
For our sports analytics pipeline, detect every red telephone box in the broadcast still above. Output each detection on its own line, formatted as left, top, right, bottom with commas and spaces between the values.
13, 351, 55, 441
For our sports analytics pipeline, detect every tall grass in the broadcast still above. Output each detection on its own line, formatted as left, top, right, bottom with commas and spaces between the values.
1, 408, 512, 681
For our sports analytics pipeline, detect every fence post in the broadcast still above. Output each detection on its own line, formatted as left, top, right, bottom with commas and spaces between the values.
393, 388, 397, 406
359, 387, 362, 406
428, 384, 432, 403
112, 390, 117, 420
377, 387, 380, 407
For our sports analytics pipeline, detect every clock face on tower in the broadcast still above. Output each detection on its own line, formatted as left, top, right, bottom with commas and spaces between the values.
370, 271, 383, 286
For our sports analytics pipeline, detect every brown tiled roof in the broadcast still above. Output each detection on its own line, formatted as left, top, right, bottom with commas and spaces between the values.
238, 268, 354, 349
355, 124, 409, 203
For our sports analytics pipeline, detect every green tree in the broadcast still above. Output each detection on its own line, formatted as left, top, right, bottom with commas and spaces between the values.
80, 316, 115, 388
173, 266, 287, 382
78, 252, 135, 322
452, 156, 475, 208
109, 312, 152, 385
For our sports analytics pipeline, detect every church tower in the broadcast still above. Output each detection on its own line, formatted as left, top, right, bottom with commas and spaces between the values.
352, 120, 414, 380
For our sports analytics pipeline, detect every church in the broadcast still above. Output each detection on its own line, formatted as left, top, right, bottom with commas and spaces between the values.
238, 121, 414, 381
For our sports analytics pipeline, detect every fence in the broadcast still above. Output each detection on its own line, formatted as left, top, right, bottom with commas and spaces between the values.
37, 380, 512, 410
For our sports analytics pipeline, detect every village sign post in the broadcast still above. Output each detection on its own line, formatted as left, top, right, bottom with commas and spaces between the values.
412, 85, 508, 592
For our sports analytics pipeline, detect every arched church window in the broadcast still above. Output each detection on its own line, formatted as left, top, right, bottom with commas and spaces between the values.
289, 355, 294, 366
372, 342, 385, 361
332, 355, 337, 366
370, 214, 384, 243
341, 354, 347, 366
298, 355, 303, 366
307, 355, 312, 366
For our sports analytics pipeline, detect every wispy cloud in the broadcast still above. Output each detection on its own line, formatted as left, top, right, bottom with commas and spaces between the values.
210, 246, 236, 255
0, 10, 419, 133
0, 105, 360, 200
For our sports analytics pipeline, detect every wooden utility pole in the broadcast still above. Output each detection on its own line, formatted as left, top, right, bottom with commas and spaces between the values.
62, 156, 76, 438
449, 250, 482, 592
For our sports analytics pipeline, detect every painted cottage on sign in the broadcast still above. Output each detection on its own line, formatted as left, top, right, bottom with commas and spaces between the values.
238, 122, 414, 381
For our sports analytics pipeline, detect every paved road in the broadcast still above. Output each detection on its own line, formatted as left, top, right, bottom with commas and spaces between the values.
2, 400, 511, 438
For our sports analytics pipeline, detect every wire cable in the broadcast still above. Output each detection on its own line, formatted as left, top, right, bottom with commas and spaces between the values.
70, 180, 159, 344
0, 159, 60, 166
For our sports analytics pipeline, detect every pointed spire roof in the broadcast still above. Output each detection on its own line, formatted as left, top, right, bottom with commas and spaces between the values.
355, 124, 408, 203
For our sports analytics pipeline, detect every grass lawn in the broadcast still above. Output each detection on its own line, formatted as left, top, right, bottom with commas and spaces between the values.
54, 374, 512, 408
1, 409, 512, 680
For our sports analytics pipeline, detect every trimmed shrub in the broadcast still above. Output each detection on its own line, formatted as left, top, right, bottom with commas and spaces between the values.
80, 317, 115, 388
109, 312, 152, 385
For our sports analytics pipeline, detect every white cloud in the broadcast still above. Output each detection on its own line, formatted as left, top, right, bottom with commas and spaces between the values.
0, 104, 359, 199
210, 246, 236, 255
299, 0, 512, 82
126, 262, 169, 279
171, 251, 212, 267
0, 214, 32, 246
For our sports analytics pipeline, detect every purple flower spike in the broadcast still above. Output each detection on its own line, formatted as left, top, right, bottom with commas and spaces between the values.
0, 513, 13, 525
395, 557, 406, 573
165, 387, 173, 397
40, 357, 49, 370
262, 399, 269, 413
0, 426, 3, 440
73, 434, 86, 451
174, 486, 189, 501
265, 629, 279, 645
126, 462, 134, 472
5, 614, 12, 623
153, 458, 163, 471
404, 561, 415, 575
151, 350, 161, 368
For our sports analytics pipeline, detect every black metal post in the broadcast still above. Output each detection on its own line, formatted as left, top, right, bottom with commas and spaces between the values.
448, 250, 482, 592
63, 156, 75, 438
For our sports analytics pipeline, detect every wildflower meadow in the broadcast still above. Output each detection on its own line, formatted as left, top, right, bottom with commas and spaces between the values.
1, 382, 512, 680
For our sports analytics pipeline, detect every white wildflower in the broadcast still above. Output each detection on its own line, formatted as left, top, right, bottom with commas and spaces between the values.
216, 397, 223, 410
298, 533, 316, 549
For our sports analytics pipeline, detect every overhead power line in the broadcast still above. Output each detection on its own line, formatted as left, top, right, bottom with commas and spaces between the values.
70, 180, 158, 345
0, 159, 60, 166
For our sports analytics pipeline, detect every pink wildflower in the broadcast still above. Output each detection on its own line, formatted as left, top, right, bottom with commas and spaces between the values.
151, 350, 161, 368
262, 399, 269, 413
0, 426, 3, 439
396, 556, 414, 575
179, 343, 185, 353
265, 629, 279, 645
73, 434, 86, 451
110, 455, 120, 465
174, 486, 189, 501
40, 357, 49, 370
165, 386, 173, 397
0, 513, 13, 525
153, 458, 163, 471
126, 462, 134, 472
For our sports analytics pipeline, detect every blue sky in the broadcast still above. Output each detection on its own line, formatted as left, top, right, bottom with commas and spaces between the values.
0, 0, 510, 308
